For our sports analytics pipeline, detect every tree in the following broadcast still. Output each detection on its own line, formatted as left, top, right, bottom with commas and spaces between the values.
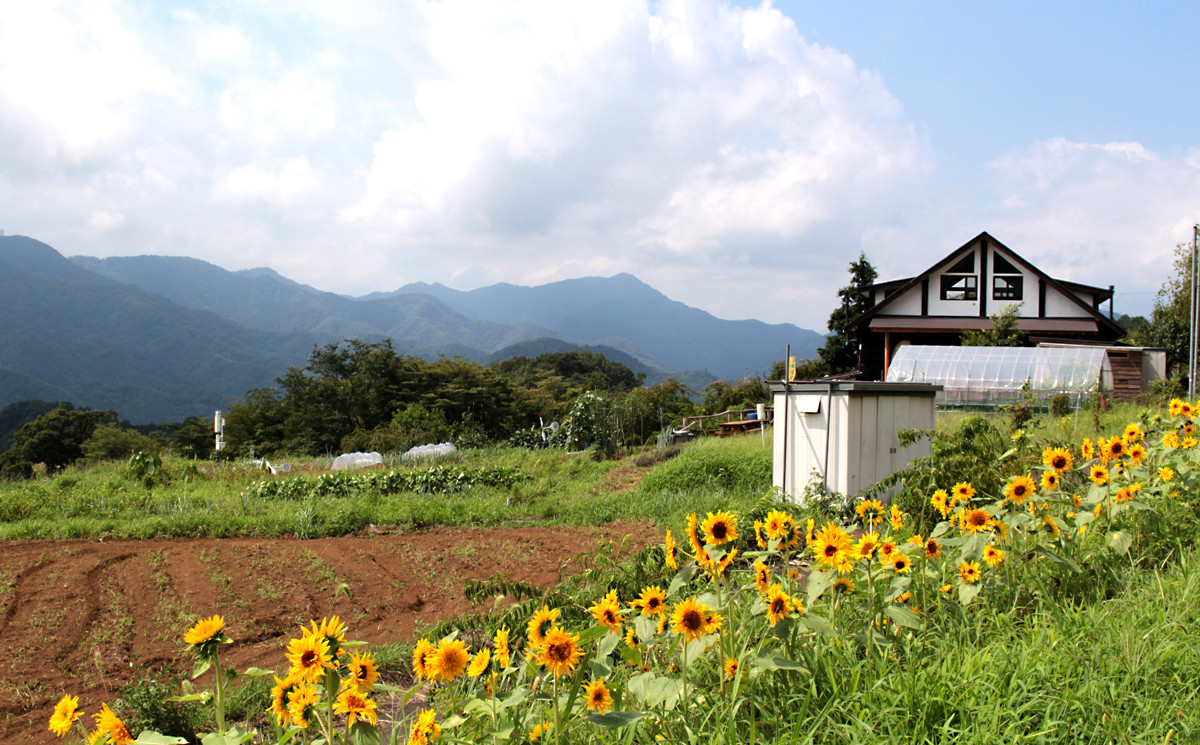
82, 423, 158, 462
0, 404, 116, 478
1129, 242, 1192, 373
961, 303, 1028, 347
817, 253, 878, 374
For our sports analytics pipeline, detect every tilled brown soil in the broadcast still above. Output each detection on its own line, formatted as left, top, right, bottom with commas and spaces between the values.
0, 522, 657, 744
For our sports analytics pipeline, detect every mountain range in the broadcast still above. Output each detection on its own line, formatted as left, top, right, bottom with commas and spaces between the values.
0, 235, 823, 423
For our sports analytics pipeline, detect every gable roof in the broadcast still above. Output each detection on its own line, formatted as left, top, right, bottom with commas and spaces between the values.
847, 231, 1124, 337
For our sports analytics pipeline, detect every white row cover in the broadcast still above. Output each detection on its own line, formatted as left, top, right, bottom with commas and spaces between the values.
886, 345, 1110, 405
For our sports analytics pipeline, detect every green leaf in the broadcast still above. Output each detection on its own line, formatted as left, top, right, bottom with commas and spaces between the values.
884, 605, 923, 630
595, 629, 620, 660
440, 714, 468, 730
577, 624, 608, 645
348, 722, 381, 745
800, 614, 836, 637
499, 686, 529, 710
751, 651, 807, 672
134, 733, 190, 745
884, 576, 911, 602
667, 564, 696, 597
588, 711, 651, 728
198, 728, 256, 745
167, 693, 210, 704
241, 667, 274, 677
589, 659, 613, 679
192, 659, 212, 679
634, 615, 657, 643
960, 533, 985, 560
1074, 510, 1096, 527
806, 569, 834, 606
958, 582, 982, 605
931, 520, 951, 539
1035, 545, 1081, 573
1107, 530, 1133, 555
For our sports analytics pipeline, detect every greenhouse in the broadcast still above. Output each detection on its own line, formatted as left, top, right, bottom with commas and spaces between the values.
884, 345, 1110, 408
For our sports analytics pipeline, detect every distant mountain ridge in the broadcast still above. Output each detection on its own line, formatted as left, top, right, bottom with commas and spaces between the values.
0, 235, 822, 422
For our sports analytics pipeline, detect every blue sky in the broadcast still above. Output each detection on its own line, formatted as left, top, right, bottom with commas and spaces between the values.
1, 0, 1196, 332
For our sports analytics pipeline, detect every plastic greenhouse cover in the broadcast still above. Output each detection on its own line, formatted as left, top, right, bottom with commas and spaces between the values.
885, 345, 1110, 405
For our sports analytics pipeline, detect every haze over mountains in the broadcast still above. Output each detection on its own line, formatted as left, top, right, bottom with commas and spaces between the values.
0, 235, 822, 423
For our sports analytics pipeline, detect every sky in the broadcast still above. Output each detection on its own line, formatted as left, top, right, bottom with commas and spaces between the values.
1, 0, 1197, 332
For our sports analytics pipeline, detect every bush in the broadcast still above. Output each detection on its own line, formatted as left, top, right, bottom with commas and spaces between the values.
1050, 392, 1071, 417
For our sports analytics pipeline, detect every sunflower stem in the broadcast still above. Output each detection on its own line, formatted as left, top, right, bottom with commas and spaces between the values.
212, 644, 226, 733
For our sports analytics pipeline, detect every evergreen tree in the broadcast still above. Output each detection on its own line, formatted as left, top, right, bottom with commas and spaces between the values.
817, 253, 878, 374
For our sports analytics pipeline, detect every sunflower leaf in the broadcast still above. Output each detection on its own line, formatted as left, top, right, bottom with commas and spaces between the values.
884, 605, 922, 630
499, 686, 528, 710
192, 659, 211, 679
1035, 545, 1081, 573
957, 582, 982, 605
135, 733, 189, 744
800, 614, 836, 637
348, 721, 381, 745
805, 569, 834, 606
634, 615, 657, 643
588, 711, 651, 728
240, 667, 274, 677
595, 629, 621, 660
589, 659, 613, 679
1106, 530, 1133, 555
667, 564, 696, 597
198, 728, 256, 745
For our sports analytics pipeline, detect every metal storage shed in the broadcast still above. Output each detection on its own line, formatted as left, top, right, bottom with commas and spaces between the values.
771, 382, 939, 504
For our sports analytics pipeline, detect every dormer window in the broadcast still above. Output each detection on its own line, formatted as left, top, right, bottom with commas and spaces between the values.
991, 252, 1023, 300
940, 274, 977, 301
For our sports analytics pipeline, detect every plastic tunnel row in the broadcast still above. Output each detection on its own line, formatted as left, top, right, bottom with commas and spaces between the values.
885, 345, 1109, 407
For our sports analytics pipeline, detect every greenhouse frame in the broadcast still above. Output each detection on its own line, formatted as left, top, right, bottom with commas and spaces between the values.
884, 345, 1110, 407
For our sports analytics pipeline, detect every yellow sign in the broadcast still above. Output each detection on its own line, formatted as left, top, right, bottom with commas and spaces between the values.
787, 356, 796, 381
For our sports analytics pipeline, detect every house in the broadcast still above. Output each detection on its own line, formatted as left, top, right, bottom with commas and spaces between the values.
847, 231, 1126, 382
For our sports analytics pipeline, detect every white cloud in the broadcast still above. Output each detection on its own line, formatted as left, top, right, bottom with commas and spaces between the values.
213, 158, 322, 207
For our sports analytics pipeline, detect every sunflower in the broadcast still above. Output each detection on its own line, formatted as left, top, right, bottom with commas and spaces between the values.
890, 503, 904, 531
1123, 423, 1144, 443
428, 638, 471, 681
855, 498, 885, 526
624, 627, 639, 649
1159, 466, 1175, 482
183, 614, 226, 650
950, 482, 975, 506
711, 548, 737, 578
1185, 421, 1197, 436
1102, 437, 1125, 462
631, 585, 667, 617
1080, 438, 1095, 460
526, 606, 561, 648
670, 597, 711, 642
346, 650, 379, 691
723, 657, 739, 680
1170, 398, 1185, 417
1042, 447, 1073, 473
958, 561, 981, 584
590, 589, 622, 634
1163, 431, 1181, 448
855, 531, 880, 560
287, 680, 321, 729
467, 648, 491, 677
763, 509, 792, 540
894, 591, 913, 604
1089, 464, 1109, 486
49, 694, 82, 737
924, 537, 942, 559
811, 522, 853, 570
890, 553, 912, 573
286, 632, 333, 683
408, 708, 441, 745
1041, 471, 1060, 491
1003, 474, 1036, 504
685, 513, 705, 556
268, 675, 297, 727
930, 489, 951, 518
765, 583, 792, 626
538, 627, 582, 676
93, 703, 133, 745
753, 560, 771, 595
753, 520, 767, 549
1128, 442, 1146, 465
306, 616, 348, 657
412, 638, 435, 680
831, 577, 856, 595
701, 510, 739, 546
805, 518, 815, 546
1185, 437, 1199, 449
663, 530, 678, 570
705, 609, 725, 636
1115, 483, 1142, 503
529, 722, 551, 742
960, 507, 992, 535
583, 679, 613, 713
334, 685, 378, 728
984, 545, 1005, 567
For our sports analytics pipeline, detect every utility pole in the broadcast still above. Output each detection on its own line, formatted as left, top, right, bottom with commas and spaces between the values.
1191, 225, 1200, 399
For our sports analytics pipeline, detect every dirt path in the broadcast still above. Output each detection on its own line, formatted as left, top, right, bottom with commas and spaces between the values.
0, 522, 657, 743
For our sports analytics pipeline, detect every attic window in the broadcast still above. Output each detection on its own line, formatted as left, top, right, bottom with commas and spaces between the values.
993, 253, 1020, 275
940, 275, 977, 301
993, 275, 1023, 300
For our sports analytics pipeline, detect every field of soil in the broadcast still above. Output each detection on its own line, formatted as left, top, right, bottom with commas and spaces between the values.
0, 522, 657, 743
